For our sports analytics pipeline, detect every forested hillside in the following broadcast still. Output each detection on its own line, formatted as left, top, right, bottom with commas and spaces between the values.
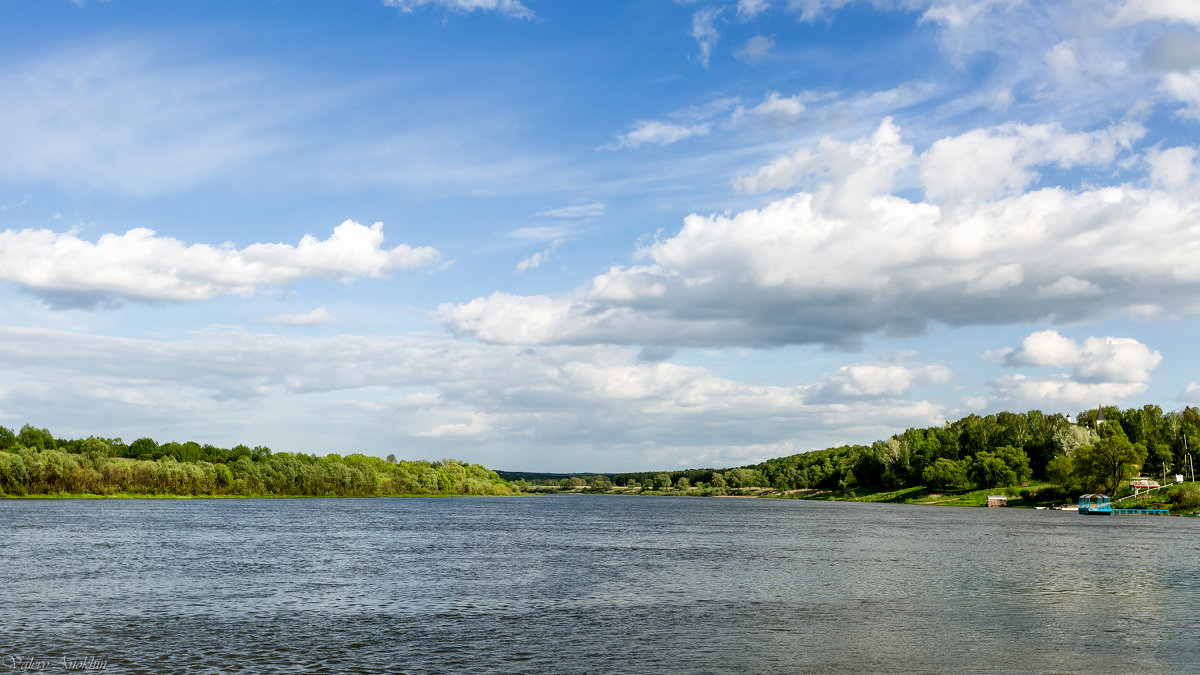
0, 425, 519, 497
514, 406, 1198, 499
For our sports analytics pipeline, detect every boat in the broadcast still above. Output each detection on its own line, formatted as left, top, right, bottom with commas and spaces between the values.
1077, 494, 1113, 515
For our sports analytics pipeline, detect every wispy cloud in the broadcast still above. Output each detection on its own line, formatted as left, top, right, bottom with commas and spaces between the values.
0, 42, 292, 196
381, 0, 534, 20
735, 35, 774, 62
690, 7, 723, 67
257, 307, 335, 326
534, 202, 605, 219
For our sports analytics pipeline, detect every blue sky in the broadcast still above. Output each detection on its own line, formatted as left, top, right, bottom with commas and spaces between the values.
2, 0, 1200, 471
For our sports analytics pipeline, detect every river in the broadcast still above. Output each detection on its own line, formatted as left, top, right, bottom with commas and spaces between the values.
2, 496, 1196, 673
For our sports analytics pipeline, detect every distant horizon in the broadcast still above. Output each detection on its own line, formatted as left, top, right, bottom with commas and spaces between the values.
2, 1, 1200, 474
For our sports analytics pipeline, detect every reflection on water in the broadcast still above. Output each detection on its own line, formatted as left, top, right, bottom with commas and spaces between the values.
1, 496, 1197, 673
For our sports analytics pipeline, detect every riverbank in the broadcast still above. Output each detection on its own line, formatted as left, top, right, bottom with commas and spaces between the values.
524, 480, 1200, 514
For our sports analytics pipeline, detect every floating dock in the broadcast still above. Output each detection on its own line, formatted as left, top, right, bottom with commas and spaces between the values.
1113, 508, 1170, 516
1078, 494, 1171, 516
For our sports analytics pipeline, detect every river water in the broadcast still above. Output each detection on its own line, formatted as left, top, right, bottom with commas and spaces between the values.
1, 495, 1196, 673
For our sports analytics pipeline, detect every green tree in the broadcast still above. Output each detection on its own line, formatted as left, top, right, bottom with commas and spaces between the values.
1046, 455, 1075, 491
922, 458, 967, 490
654, 473, 672, 489
129, 437, 158, 460
0, 426, 16, 451
993, 446, 1032, 485
675, 476, 691, 491
1088, 422, 1146, 496
710, 472, 727, 488
966, 451, 1017, 489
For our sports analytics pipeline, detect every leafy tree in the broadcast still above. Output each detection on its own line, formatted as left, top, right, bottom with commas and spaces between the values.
1046, 455, 1075, 491
710, 472, 727, 488
674, 476, 690, 490
1086, 422, 1146, 496
1052, 425, 1096, 458
993, 446, 1032, 484
0, 426, 16, 451
18, 425, 53, 451
922, 458, 967, 490
653, 473, 672, 489
966, 451, 1016, 489
129, 437, 158, 460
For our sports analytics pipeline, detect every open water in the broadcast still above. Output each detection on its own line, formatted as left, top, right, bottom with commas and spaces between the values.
1, 495, 1197, 673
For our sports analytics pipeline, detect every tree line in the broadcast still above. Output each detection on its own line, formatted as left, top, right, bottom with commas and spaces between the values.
510, 406, 1199, 498
0, 425, 519, 497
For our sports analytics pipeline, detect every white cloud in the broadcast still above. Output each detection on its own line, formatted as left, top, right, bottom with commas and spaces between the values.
690, 7, 723, 68
987, 374, 1150, 412
534, 202, 605, 219
734, 118, 914, 210
1159, 69, 1200, 119
0, 326, 949, 471
257, 308, 334, 326
0, 220, 440, 307
441, 120, 1200, 351
810, 362, 954, 402
919, 121, 1145, 203
0, 42, 288, 196
1114, 0, 1200, 26
381, 0, 534, 19
604, 119, 711, 150
988, 330, 1163, 411
732, 90, 807, 127
509, 225, 576, 241
1146, 145, 1200, 191
735, 35, 775, 62
1004, 330, 1163, 384
516, 243, 561, 273
737, 0, 772, 19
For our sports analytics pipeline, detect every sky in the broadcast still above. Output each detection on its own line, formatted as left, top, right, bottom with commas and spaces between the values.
1, 0, 1199, 472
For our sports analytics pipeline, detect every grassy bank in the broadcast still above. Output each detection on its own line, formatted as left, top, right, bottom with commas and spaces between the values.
525, 480, 1200, 514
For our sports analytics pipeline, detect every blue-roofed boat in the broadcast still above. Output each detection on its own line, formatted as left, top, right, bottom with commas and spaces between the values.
1078, 494, 1113, 515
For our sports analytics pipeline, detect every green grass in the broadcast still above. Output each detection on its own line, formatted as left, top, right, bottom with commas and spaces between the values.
1, 491, 523, 500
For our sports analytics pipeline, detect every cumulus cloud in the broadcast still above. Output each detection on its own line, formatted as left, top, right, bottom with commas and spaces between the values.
734, 118, 913, 201
0, 326, 949, 471
1003, 330, 1163, 383
809, 362, 954, 403
381, 0, 534, 19
442, 119, 1200, 350
919, 120, 1145, 203
0, 220, 440, 307
257, 308, 334, 326
987, 330, 1163, 411
1114, 0, 1200, 26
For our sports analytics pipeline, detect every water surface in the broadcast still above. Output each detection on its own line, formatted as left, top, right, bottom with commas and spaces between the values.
2, 496, 1196, 673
